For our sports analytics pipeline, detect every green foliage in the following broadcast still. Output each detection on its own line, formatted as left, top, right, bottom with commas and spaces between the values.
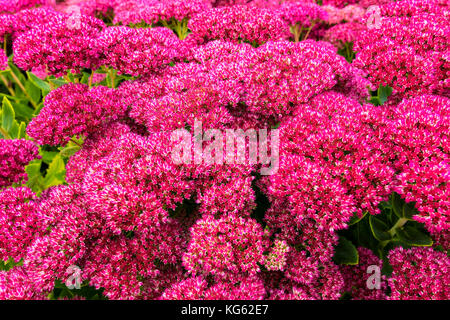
333, 236, 359, 265
48, 280, 108, 300
370, 84, 393, 106
336, 192, 433, 275
369, 215, 392, 241
337, 42, 356, 63
0, 97, 27, 139
27, 71, 51, 96
0, 258, 22, 271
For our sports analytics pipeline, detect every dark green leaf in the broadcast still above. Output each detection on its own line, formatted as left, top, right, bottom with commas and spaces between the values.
391, 192, 403, 219
348, 211, 368, 226
378, 85, 393, 105
402, 201, 417, 220
396, 226, 433, 247
369, 215, 392, 241
333, 236, 359, 265
25, 160, 45, 193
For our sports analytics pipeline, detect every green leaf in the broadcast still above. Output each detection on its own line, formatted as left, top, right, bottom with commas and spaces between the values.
40, 150, 60, 164
60, 145, 81, 158
369, 215, 392, 241
27, 71, 51, 93
391, 192, 403, 219
8, 62, 26, 84
33, 102, 44, 116
25, 79, 41, 105
1, 96, 14, 132
396, 226, 433, 247
402, 201, 417, 220
348, 211, 368, 226
8, 121, 19, 139
43, 154, 66, 189
18, 122, 26, 139
333, 236, 359, 265
378, 85, 393, 105
49, 78, 68, 89
25, 160, 44, 193
13, 103, 34, 121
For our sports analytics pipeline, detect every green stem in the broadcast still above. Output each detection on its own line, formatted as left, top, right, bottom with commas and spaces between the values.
107, 69, 116, 88
303, 22, 316, 41
0, 74, 15, 96
88, 69, 94, 88
388, 217, 408, 237
8, 70, 37, 108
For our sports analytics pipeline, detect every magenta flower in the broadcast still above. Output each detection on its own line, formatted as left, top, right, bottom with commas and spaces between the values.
13, 13, 104, 76
0, 139, 39, 188
27, 83, 126, 146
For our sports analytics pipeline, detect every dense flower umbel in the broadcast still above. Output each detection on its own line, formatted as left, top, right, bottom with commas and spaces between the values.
0, 48, 7, 70
0, 266, 46, 300
261, 92, 395, 259
62, 0, 117, 18
188, 5, 287, 45
98, 26, 186, 76
388, 247, 450, 300
354, 1, 450, 99
182, 214, 267, 277
0, 0, 46, 14
13, 13, 105, 76
186, 40, 371, 126
27, 84, 126, 146
278, 2, 328, 27
112, 0, 210, 26
0, 187, 40, 262
0, 139, 39, 188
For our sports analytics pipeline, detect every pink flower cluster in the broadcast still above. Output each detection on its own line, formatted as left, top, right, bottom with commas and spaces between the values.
323, 4, 365, 24
0, 0, 46, 14
278, 2, 328, 27
354, 0, 450, 99
380, 95, 450, 235
188, 5, 287, 45
112, 0, 210, 26
0, 0, 448, 301
0, 139, 38, 188
388, 247, 449, 299
26, 83, 126, 145
324, 22, 367, 49
0, 48, 7, 70
98, 26, 186, 76
13, 13, 105, 76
